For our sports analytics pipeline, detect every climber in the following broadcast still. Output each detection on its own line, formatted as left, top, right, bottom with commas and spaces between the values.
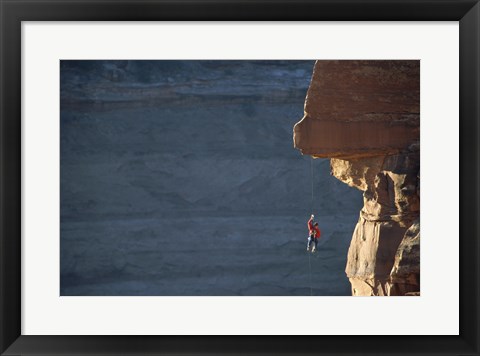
307, 214, 321, 253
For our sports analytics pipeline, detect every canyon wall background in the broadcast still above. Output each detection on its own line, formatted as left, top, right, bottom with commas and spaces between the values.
60, 60, 363, 296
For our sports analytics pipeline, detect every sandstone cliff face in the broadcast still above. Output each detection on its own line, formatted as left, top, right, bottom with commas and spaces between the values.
294, 60, 420, 296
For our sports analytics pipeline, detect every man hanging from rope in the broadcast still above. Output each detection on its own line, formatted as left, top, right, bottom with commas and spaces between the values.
307, 214, 321, 253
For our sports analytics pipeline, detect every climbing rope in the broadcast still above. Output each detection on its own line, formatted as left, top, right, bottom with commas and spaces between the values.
310, 157, 314, 214
308, 156, 314, 296
308, 252, 313, 296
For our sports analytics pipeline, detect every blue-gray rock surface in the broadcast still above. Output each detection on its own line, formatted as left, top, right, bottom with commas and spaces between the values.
60, 60, 362, 296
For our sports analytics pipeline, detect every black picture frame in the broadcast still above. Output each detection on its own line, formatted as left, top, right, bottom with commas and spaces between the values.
1, 1, 478, 355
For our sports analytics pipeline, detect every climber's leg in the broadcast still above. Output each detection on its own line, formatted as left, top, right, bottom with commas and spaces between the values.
307, 235, 314, 251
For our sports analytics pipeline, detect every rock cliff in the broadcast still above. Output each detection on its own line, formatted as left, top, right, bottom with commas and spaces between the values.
294, 60, 420, 296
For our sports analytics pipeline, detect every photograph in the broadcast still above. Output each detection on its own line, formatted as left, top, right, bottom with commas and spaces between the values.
2, 1, 476, 353
60, 59, 420, 297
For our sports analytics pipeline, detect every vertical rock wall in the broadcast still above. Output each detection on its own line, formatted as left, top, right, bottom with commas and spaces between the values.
293, 61, 420, 296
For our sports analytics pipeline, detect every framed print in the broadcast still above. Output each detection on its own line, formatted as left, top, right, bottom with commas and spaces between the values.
1, 0, 479, 355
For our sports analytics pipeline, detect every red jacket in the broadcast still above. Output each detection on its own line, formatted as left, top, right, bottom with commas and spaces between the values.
308, 217, 321, 239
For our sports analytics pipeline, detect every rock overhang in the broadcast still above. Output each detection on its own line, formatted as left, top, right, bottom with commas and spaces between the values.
293, 60, 420, 159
